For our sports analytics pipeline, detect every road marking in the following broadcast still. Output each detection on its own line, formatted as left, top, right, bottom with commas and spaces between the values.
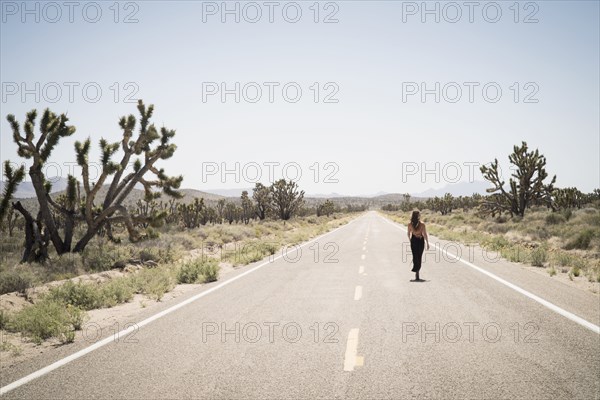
354, 285, 363, 300
343, 328, 361, 371
379, 214, 600, 335
358, 265, 364, 274
361, 254, 366, 260
0, 216, 365, 396
362, 246, 366, 251
363, 240, 367, 246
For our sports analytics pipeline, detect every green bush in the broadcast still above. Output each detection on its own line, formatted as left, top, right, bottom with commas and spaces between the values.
530, 246, 548, 267
82, 246, 127, 272
484, 236, 510, 251
130, 243, 179, 265
501, 245, 530, 263
201, 259, 220, 282
548, 266, 557, 277
130, 267, 175, 301
7, 299, 86, 344
177, 260, 204, 284
44, 279, 134, 310
262, 242, 279, 255
564, 229, 595, 250
178, 258, 220, 284
45, 281, 103, 311
100, 279, 135, 307
0, 270, 37, 295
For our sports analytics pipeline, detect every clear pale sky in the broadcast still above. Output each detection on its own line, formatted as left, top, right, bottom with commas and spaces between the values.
1, 1, 598, 196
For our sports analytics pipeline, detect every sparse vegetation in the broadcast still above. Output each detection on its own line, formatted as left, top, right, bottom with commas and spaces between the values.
564, 229, 595, 250
383, 203, 600, 283
6, 298, 86, 344
177, 258, 220, 284
530, 246, 548, 267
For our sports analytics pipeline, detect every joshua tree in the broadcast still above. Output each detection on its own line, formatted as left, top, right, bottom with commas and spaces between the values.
316, 199, 335, 217
270, 179, 305, 220
178, 197, 205, 229
223, 201, 239, 224
240, 190, 253, 224
552, 187, 584, 210
0, 161, 25, 224
252, 182, 271, 220
480, 142, 555, 217
5, 100, 183, 261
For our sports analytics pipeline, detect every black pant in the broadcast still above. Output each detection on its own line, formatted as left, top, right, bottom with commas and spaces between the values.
410, 236, 425, 272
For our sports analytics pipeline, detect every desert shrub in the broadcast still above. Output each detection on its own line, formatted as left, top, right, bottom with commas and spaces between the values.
100, 279, 135, 307
530, 246, 548, 267
177, 259, 205, 283
483, 236, 510, 251
82, 245, 128, 272
201, 259, 220, 282
564, 229, 595, 250
560, 209, 573, 221
139, 248, 160, 263
45, 279, 134, 310
548, 266, 557, 277
481, 222, 511, 234
130, 267, 175, 301
0, 270, 37, 295
545, 213, 566, 225
45, 281, 104, 311
501, 245, 530, 263
235, 241, 280, 265
262, 242, 279, 255
7, 299, 86, 344
49, 253, 84, 277
554, 252, 573, 267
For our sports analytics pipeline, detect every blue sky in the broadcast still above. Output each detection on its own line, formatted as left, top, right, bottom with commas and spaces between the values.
1, 0, 598, 196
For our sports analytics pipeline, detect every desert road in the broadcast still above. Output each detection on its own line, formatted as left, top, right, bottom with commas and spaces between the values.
1, 211, 599, 399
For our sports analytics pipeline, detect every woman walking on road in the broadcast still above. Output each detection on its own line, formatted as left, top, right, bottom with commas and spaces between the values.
407, 210, 429, 281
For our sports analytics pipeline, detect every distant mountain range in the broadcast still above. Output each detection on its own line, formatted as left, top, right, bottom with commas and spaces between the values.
411, 180, 490, 197
1, 179, 224, 202
0, 177, 70, 199
2, 180, 490, 203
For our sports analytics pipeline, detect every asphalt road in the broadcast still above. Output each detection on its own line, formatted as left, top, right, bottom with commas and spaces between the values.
2, 211, 599, 399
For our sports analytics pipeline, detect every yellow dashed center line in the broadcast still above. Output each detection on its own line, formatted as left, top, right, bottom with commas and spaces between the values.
343, 328, 363, 372
354, 285, 363, 300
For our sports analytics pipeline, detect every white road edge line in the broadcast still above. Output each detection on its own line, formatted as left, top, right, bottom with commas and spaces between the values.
0, 215, 364, 395
343, 328, 360, 371
379, 214, 600, 335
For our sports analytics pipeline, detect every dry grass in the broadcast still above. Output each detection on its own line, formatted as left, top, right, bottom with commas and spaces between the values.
383, 206, 600, 283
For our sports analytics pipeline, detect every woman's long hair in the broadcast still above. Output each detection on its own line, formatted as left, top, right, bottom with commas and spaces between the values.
410, 210, 420, 229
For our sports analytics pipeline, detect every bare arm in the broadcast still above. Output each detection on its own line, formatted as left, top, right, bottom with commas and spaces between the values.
407, 224, 412, 240
423, 224, 430, 250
